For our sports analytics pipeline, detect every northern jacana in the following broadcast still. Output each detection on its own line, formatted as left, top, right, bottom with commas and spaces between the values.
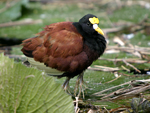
21, 14, 106, 97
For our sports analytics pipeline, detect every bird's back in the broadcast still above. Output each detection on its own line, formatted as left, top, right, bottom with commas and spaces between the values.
21, 22, 90, 75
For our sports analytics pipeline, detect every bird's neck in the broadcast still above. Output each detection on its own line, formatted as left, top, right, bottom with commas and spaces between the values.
73, 22, 106, 56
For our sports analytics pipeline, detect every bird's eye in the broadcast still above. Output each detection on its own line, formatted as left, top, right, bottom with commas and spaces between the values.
87, 22, 91, 26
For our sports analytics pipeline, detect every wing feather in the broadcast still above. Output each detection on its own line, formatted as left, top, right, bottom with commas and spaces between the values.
21, 22, 87, 73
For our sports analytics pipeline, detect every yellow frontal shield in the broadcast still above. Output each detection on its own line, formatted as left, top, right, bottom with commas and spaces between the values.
89, 17, 104, 36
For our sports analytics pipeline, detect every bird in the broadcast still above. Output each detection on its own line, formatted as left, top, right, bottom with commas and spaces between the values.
21, 14, 106, 97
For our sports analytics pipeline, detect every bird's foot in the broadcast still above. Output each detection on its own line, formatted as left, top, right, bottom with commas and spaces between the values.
74, 73, 87, 99
62, 77, 72, 95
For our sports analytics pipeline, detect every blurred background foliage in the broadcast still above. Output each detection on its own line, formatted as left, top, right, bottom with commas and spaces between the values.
0, 0, 150, 40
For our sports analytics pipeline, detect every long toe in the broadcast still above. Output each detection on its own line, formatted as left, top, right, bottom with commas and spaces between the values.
74, 73, 87, 98
62, 77, 72, 95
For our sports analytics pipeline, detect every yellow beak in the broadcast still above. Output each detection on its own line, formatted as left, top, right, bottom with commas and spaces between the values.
93, 24, 104, 36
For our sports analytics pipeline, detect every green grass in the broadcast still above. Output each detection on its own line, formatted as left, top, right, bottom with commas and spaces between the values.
130, 32, 150, 47
109, 5, 150, 23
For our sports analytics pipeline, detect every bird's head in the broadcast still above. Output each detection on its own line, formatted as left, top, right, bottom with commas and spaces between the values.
79, 14, 104, 36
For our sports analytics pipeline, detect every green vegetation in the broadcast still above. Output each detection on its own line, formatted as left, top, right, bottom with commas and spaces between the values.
0, 1, 150, 111
0, 53, 74, 113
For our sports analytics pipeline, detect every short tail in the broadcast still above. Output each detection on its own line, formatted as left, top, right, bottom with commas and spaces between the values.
21, 37, 42, 57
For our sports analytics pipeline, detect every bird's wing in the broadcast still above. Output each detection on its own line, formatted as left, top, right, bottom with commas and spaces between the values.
21, 22, 88, 73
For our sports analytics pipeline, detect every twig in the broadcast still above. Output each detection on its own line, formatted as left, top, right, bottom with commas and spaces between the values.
105, 45, 150, 58
93, 81, 131, 95
94, 65, 119, 70
109, 84, 150, 100
101, 87, 125, 99
94, 79, 150, 100
113, 36, 125, 46
118, 72, 136, 77
103, 107, 110, 113
99, 58, 147, 64
0, 19, 42, 28
106, 46, 150, 54
103, 27, 124, 34
121, 65, 130, 72
88, 66, 120, 72
105, 75, 121, 84
75, 97, 80, 113
122, 59, 141, 73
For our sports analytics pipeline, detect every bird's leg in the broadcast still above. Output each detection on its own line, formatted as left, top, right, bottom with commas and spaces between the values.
74, 72, 87, 98
62, 77, 71, 94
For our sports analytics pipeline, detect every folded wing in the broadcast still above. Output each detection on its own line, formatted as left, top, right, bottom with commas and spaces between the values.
21, 22, 89, 73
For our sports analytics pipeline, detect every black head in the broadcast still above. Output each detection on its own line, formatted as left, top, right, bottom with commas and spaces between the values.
73, 14, 106, 56
78, 14, 104, 36
79, 14, 97, 24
